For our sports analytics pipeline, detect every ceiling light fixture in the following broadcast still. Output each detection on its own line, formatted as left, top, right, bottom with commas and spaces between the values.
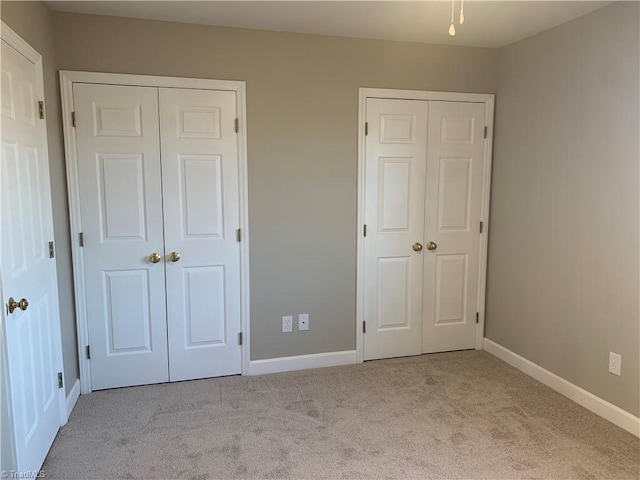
449, 0, 465, 36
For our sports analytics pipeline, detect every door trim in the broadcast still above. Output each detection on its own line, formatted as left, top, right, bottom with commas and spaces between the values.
60, 71, 251, 394
356, 88, 495, 363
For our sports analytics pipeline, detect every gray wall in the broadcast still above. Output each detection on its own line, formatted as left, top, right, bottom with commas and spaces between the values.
52, 11, 498, 360
486, 2, 640, 416
1, 2, 79, 395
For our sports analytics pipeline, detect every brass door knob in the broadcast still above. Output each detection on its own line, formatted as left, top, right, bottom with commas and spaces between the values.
149, 253, 162, 264
412, 242, 423, 252
426, 241, 438, 251
169, 252, 181, 263
6, 297, 28, 315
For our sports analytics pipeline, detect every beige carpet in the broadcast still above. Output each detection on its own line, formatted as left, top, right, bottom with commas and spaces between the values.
43, 351, 639, 479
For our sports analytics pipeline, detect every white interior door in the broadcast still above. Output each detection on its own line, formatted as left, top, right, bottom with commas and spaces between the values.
363, 98, 428, 360
159, 88, 242, 381
422, 101, 486, 352
73, 83, 169, 390
1, 37, 64, 472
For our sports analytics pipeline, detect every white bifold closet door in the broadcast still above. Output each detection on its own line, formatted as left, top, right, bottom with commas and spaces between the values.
363, 98, 486, 361
73, 83, 241, 390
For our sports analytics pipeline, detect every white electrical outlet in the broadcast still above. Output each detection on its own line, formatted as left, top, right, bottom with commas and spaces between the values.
608, 352, 621, 376
282, 316, 293, 333
298, 313, 309, 331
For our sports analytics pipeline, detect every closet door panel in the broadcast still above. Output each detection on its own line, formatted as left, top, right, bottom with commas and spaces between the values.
73, 83, 169, 390
159, 88, 241, 381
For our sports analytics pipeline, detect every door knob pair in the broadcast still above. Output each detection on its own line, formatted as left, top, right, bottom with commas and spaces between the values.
149, 252, 180, 263
412, 242, 437, 252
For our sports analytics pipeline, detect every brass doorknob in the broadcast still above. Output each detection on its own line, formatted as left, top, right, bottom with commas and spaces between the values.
426, 241, 438, 251
169, 252, 181, 263
149, 253, 162, 264
412, 242, 423, 252
6, 297, 28, 315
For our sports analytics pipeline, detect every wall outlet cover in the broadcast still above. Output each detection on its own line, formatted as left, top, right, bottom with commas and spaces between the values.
298, 313, 309, 331
608, 352, 621, 376
282, 315, 293, 333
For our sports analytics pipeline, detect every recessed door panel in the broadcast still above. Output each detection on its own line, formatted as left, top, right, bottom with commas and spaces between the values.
184, 266, 226, 346
2, 67, 15, 118
178, 106, 221, 139
74, 83, 169, 390
98, 153, 147, 241
379, 158, 412, 232
377, 257, 410, 329
160, 87, 241, 382
25, 146, 45, 260
438, 157, 472, 232
434, 254, 468, 325
104, 270, 152, 353
93, 104, 142, 137
380, 114, 415, 143
181, 154, 223, 238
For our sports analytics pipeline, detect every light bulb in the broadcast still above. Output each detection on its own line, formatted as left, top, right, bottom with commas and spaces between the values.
460, 11, 465, 24
449, 23, 456, 36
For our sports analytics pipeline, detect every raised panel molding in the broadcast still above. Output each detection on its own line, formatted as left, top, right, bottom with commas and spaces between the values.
435, 254, 468, 325
377, 257, 410, 329
1, 67, 15, 119
177, 106, 221, 139
379, 158, 411, 232
180, 154, 223, 238
437, 157, 472, 231
19, 80, 35, 126
25, 146, 45, 261
97, 153, 147, 241
184, 266, 226, 347
93, 103, 142, 137
103, 270, 152, 354
441, 116, 474, 144
380, 114, 415, 143
2, 141, 26, 274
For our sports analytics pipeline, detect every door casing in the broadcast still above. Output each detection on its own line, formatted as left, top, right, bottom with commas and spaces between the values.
356, 88, 494, 363
60, 71, 251, 394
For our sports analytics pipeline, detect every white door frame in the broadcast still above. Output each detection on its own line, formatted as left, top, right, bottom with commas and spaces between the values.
1, 21, 68, 469
356, 88, 494, 363
60, 71, 251, 394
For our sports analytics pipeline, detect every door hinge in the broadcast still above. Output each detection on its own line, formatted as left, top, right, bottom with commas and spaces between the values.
79, 232, 84, 246
476, 312, 479, 324
38, 101, 45, 119
363, 224, 367, 237
49, 241, 55, 258
365, 122, 369, 136
479, 221, 483, 234
363, 321, 366, 334
57, 372, 63, 389
236, 228, 241, 242
238, 332, 243, 346
71, 111, 76, 127
234, 118, 239, 133
484, 126, 488, 139
86, 345, 91, 359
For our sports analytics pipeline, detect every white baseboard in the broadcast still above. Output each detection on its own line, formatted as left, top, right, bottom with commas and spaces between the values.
248, 350, 357, 376
64, 378, 80, 424
484, 338, 640, 438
